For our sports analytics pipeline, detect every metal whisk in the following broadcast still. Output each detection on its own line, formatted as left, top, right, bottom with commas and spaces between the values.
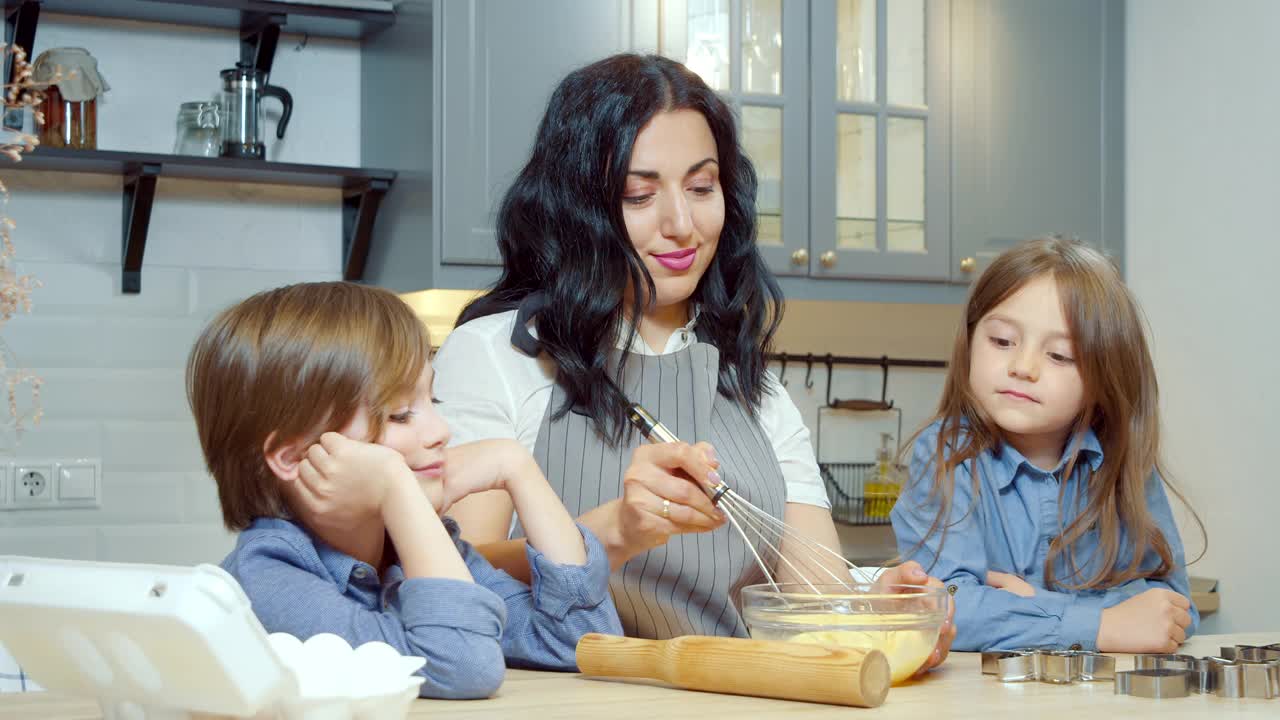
627, 405, 877, 595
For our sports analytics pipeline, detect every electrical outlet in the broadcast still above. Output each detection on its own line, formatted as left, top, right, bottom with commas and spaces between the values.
1, 458, 102, 511
13, 463, 54, 506
56, 460, 101, 507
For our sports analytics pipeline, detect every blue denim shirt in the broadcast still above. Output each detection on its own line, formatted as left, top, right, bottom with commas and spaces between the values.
891, 420, 1198, 651
222, 517, 621, 699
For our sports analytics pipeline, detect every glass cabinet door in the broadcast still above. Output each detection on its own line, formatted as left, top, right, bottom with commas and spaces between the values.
810, 0, 950, 280
642, 0, 811, 276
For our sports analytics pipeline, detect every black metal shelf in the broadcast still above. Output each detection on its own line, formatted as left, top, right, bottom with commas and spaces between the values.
4, 0, 395, 40
7, 0, 397, 79
13, 147, 396, 293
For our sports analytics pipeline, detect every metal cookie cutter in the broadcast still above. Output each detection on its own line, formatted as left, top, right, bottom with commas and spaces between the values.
1133, 654, 1197, 672
981, 649, 1114, 684
1039, 650, 1116, 684
1220, 644, 1280, 663
1131, 651, 1280, 699
1212, 658, 1280, 699
981, 650, 1038, 682
1114, 669, 1192, 699
1189, 657, 1221, 694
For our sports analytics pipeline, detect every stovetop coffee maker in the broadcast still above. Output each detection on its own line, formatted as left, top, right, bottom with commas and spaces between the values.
219, 62, 293, 159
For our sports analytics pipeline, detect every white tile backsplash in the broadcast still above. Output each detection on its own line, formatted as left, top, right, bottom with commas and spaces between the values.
100, 422, 207, 473
0, 527, 99, 561
4, 317, 201, 369
97, 525, 237, 566
29, 369, 189, 422
12, 261, 191, 318
0, 14, 350, 564
1, 420, 104, 459
183, 473, 225, 525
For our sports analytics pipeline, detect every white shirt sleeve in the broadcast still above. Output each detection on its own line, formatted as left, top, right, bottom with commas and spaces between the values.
758, 370, 831, 509
435, 316, 829, 510
431, 312, 550, 454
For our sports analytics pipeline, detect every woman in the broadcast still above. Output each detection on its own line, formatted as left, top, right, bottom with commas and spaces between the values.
434, 53, 954, 665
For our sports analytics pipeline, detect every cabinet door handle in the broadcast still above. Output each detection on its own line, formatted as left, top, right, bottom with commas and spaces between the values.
790, 248, 809, 265
820, 250, 837, 269
960, 257, 977, 273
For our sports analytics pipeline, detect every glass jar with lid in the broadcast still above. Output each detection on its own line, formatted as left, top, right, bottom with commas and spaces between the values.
32, 47, 109, 150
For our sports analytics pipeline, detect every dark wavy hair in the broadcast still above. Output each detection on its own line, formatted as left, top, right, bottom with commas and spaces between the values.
458, 53, 784, 442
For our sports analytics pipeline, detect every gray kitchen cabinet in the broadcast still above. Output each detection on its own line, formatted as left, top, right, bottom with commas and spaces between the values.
649, 0, 954, 284
631, 0, 812, 278
809, 0, 952, 282
365, 0, 628, 292
364, 0, 1123, 304
437, 0, 629, 267
949, 0, 1124, 282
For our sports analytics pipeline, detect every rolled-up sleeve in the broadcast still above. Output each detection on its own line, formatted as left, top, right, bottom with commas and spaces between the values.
462, 524, 622, 670
228, 535, 508, 699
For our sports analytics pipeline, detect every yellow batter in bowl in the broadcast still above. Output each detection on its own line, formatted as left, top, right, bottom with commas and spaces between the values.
742, 583, 948, 686
785, 616, 935, 683
749, 613, 939, 684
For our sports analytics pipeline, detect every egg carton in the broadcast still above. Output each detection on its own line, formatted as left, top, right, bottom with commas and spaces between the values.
0, 555, 425, 719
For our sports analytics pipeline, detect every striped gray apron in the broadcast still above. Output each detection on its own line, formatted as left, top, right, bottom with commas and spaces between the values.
512, 303, 787, 639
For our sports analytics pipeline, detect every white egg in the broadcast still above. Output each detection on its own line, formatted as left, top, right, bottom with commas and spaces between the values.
294, 634, 353, 699
269, 632, 425, 718
268, 633, 304, 667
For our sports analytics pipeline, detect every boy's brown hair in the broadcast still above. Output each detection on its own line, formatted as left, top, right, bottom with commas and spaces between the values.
187, 281, 431, 531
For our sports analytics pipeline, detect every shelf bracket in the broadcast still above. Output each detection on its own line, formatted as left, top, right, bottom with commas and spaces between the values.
122, 162, 160, 295
342, 178, 391, 283
3, 0, 39, 130
240, 12, 285, 75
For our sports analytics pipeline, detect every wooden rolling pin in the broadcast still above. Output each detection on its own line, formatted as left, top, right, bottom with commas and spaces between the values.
575, 633, 891, 708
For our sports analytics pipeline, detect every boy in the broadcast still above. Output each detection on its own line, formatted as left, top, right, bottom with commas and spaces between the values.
187, 282, 620, 699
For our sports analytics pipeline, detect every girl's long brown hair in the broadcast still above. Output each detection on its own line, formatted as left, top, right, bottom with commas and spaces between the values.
906, 236, 1204, 590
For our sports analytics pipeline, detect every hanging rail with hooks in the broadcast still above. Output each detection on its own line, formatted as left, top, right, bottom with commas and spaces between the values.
766, 352, 947, 370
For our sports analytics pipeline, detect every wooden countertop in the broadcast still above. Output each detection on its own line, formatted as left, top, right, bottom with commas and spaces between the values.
3, 633, 1276, 719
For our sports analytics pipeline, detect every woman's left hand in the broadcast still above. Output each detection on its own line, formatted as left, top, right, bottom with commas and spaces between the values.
874, 561, 957, 677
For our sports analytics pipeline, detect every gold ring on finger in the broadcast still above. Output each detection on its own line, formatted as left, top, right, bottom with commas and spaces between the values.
661, 498, 671, 519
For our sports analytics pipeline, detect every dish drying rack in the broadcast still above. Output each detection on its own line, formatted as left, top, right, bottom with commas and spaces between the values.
820, 461, 902, 526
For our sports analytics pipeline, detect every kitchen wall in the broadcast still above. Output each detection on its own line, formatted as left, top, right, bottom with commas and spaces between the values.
0, 14, 359, 563
768, 301, 954, 563
768, 300, 953, 469
1126, 0, 1278, 633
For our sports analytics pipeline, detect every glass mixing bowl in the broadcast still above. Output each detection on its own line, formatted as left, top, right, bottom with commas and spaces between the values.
742, 582, 949, 684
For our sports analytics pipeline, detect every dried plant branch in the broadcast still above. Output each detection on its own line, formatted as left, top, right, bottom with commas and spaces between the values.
1, 42, 47, 442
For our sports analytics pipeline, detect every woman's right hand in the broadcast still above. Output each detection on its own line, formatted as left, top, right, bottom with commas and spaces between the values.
581, 441, 726, 567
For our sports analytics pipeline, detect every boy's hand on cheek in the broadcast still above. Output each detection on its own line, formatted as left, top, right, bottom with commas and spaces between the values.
296, 432, 414, 527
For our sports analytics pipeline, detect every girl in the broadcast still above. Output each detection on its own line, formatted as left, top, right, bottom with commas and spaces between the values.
891, 236, 1202, 654
188, 282, 621, 699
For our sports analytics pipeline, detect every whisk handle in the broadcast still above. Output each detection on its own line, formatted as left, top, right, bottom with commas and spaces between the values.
575, 634, 891, 708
